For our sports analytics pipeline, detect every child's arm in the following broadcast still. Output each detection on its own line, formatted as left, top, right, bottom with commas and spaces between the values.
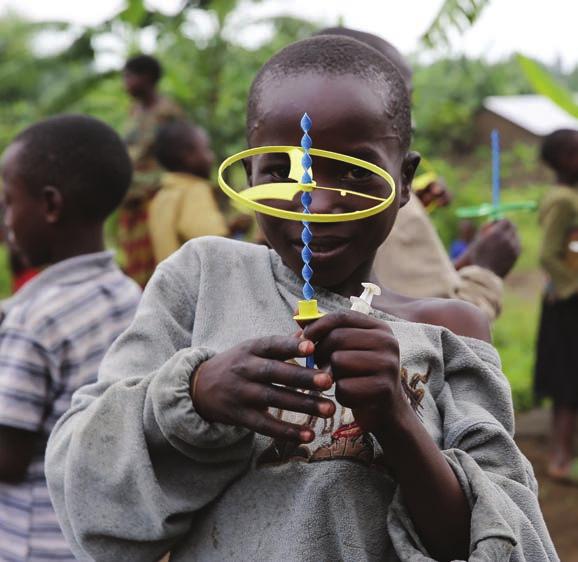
304, 311, 470, 561
0, 327, 51, 482
46, 253, 331, 561
303, 311, 558, 562
540, 200, 578, 297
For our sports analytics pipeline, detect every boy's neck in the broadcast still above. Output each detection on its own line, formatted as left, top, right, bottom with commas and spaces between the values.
45, 225, 106, 266
556, 173, 578, 187
324, 259, 378, 299
170, 167, 210, 180
138, 90, 160, 109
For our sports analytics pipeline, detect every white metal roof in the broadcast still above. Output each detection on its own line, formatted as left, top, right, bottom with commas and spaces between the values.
483, 95, 578, 136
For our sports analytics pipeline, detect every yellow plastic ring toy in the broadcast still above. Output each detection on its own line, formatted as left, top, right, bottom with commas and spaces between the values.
217, 145, 396, 223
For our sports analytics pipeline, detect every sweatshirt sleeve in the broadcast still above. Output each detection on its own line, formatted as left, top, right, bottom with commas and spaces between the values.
387, 332, 558, 561
375, 195, 503, 321
45, 250, 254, 562
452, 265, 503, 322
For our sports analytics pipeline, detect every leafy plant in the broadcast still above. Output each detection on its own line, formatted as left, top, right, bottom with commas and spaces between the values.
421, 0, 492, 48
516, 53, 578, 119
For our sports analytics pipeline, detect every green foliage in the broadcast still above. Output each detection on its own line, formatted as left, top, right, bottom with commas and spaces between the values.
0, 0, 318, 164
421, 0, 491, 48
412, 57, 531, 154
516, 54, 578, 119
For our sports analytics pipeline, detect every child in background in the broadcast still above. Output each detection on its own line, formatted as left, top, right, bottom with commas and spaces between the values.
47, 37, 555, 561
318, 26, 519, 323
0, 115, 141, 561
535, 128, 578, 484
121, 54, 183, 286
149, 121, 228, 262
450, 219, 477, 260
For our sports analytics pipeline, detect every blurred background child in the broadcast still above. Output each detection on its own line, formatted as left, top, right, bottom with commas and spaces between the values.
0, 114, 141, 561
534, 128, 578, 484
120, 54, 183, 285
150, 120, 227, 263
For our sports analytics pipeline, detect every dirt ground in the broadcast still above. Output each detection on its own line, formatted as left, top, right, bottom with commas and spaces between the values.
516, 409, 578, 561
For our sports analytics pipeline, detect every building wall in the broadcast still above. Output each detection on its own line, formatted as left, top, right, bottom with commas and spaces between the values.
475, 110, 540, 148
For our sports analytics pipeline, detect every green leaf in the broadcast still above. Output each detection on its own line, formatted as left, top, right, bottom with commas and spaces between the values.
516, 53, 578, 119
118, 0, 147, 26
421, 0, 491, 48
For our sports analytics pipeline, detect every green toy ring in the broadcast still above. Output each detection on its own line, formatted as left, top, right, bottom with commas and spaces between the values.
217, 145, 396, 223
456, 201, 537, 220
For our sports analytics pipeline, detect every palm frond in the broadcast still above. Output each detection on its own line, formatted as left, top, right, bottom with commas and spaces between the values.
421, 0, 491, 48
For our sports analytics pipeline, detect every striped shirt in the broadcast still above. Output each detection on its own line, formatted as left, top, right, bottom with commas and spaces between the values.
0, 252, 141, 561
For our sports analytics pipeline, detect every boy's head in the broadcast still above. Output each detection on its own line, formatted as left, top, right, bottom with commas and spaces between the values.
1, 114, 132, 267
315, 27, 412, 94
541, 129, 578, 184
246, 35, 416, 291
123, 54, 162, 99
154, 121, 214, 179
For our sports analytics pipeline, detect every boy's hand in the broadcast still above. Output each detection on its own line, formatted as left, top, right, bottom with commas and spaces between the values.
457, 219, 520, 278
192, 336, 335, 442
303, 311, 407, 435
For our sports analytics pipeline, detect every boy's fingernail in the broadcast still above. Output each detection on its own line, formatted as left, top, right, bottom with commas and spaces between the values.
314, 373, 332, 388
319, 402, 335, 416
300, 429, 314, 442
298, 340, 313, 354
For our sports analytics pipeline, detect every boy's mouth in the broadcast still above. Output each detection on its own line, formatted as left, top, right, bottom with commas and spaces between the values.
291, 235, 351, 260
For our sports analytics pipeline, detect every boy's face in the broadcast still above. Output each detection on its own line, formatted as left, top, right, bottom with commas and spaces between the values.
123, 70, 154, 99
248, 73, 416, 290
1, 142, 51, 266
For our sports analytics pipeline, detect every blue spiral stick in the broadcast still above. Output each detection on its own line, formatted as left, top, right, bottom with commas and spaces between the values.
300, 113, 315, 368
491, 129, 501, 216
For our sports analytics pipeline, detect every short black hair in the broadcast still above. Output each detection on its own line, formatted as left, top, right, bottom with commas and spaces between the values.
315, 27, 412, 89
124, 54, 162, 83
154, 120, 201, 171
12, 114, 132, 221
247, 36, 411, 150
541, 129, 578, 171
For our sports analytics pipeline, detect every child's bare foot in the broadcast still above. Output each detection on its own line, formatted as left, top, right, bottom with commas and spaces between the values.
547, 459, 578, 485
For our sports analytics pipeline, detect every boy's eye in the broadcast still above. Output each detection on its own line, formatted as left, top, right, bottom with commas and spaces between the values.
343, 166, 374, 181
266, 166, 291, 181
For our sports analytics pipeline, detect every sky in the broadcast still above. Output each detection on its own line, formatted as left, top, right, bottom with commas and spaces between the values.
1, 0, 576, 70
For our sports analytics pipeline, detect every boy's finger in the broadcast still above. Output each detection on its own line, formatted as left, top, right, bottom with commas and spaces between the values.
250, 335, 314, 360
245, 384, 335, 418
241, 410, 315, 443
248, 357, 332, 391
303, 310, 383, 342
329, 350, 399, 380
314, 327, 390, 367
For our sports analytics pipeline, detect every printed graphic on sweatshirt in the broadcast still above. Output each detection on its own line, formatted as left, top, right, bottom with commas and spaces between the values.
257, 363, 431, 469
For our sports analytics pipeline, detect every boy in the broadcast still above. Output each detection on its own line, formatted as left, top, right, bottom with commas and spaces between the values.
0, 115, 141, 561
318, 27, 519, 322
121, 54, 183, 286
149, 120, 227, 262
47, 38, 556, 561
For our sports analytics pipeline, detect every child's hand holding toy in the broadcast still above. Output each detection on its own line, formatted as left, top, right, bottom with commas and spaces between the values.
191, 336, 335, 443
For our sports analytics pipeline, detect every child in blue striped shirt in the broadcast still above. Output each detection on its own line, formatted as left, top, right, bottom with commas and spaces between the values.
0, 115, 141, 561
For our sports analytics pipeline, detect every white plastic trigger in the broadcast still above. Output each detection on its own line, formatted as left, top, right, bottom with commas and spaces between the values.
350, 282, 381, 315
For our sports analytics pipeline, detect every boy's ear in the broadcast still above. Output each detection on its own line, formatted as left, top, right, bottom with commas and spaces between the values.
400, 151, 420, 207
42, 186, 63, 224
242, 158, 253, 186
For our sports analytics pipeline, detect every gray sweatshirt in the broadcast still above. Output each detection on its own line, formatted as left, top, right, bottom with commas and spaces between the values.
46, 237, 557, 562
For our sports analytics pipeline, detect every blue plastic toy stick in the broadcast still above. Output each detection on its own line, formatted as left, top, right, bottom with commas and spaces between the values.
300, 113, 315, 369
491, 129, 501, 216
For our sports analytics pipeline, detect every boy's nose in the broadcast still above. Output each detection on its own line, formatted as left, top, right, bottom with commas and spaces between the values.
307, 188, 346, 215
